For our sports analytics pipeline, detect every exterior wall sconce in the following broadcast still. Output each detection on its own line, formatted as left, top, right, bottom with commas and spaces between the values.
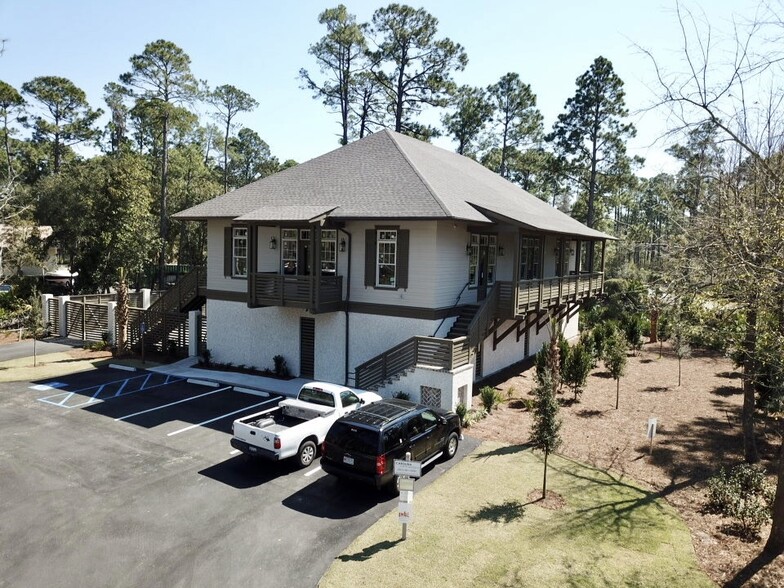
498, 246, 505, 257
465, 243, 472, 256
339, 238, 346, 252
269, 236, 277, 250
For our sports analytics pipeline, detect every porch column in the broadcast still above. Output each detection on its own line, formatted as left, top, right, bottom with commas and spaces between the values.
512, 229, 521, 315
58, 295, 70, 338
107, 301, 117, 345
188, 310, 201, 357
141, 288, 151, 309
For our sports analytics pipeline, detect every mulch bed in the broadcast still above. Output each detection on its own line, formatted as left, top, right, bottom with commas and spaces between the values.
468, 341, 784, 587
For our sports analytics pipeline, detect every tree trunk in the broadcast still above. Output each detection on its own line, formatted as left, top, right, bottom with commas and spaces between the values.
764, 440, 784, 556
3, 113, 12, 178
650, 309, 659, 343
742, 304, 759, 464
223, 117, 230, 193
615, 377, 619, 409
542, 449, 548, 498
158, 115, 170, 291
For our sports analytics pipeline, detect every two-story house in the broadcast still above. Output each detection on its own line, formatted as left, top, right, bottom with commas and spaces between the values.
173, 130, 611, 410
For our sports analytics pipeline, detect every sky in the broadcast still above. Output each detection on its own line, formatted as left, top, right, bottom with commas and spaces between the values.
0, 0, 760, 177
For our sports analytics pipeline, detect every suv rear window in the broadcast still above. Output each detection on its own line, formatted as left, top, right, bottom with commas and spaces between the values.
328, 422, 378, 455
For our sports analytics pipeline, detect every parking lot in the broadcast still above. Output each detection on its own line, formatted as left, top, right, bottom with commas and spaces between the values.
0, 366, 477, 588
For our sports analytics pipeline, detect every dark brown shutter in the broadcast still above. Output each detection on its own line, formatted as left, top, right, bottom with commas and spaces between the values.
397, 229, 409, 289
364, 229, 376, 287
224, 227, 232, 276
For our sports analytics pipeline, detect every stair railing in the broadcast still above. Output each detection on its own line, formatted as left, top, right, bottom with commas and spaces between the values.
465, 283, 500, 348
432, 280, 471, 337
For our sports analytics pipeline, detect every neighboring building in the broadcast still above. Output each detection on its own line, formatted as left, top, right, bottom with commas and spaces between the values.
0, 224, 76, 287
173, 130, 612, 410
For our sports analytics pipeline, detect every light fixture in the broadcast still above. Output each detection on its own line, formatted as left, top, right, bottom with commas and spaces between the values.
498, 245, 505, 257
269, 236, 277, 250
339, 238, 346, 252
465, 243, 472, 256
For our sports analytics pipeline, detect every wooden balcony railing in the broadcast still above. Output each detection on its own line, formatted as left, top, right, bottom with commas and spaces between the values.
249, 273, 343, 312
516, 272, 604, 314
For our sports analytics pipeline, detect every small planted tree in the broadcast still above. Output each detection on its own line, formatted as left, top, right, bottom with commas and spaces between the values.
530, 337, 562, 498
563, 342, 593, 402
623, 314, 644, 355
671, 321, 691, 387
604, 330, 628, 409
25, 290, 45, 367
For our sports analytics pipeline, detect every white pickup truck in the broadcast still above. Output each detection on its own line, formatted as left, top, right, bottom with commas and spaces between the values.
230, 382, 381, 468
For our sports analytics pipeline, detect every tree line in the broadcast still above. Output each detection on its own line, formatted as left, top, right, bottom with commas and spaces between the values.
0, 41, 290, 292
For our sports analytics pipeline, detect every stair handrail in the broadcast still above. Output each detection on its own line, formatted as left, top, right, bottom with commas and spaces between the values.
431, 280, 472, 337
465, 283, 500, 348
354, 335, 464, 391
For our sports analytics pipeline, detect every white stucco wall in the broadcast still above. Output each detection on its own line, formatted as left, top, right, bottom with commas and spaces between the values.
375, 363, 475, 411
348, 312, 441, 369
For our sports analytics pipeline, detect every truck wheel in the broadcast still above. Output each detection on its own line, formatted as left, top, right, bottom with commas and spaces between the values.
444, 432, 459, 460
297, 441, 317, 468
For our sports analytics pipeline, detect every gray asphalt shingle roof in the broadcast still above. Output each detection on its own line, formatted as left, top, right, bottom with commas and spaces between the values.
174, 129, 610, 239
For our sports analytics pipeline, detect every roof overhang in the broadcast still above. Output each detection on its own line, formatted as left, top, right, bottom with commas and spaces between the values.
233, 205, 339, 223
467, 203, 617, 240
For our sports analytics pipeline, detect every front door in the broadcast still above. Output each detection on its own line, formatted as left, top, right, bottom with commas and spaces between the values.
477, 245, 488, 301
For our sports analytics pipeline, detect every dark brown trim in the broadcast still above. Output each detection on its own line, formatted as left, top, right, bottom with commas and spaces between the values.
346, 301, 468, 320
205, 289, 248, 303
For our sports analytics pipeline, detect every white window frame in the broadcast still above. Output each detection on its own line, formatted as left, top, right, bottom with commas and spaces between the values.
281, 228, 298, 275
232, 227, 248, 278
376, 229, 397, 288
321, 229, 337, 274
468, 233, 497, 287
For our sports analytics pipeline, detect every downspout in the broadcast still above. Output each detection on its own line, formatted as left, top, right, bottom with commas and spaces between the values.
339, 228, 351, 386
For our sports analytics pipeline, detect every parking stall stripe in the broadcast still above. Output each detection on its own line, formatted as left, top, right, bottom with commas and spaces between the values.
166, 397, 279, 437
304, 466, 322, 477
114, 386, 232, 421
113, 379, 130, 397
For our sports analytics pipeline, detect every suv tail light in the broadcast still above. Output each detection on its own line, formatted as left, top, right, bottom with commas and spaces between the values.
274, 437, 281, 449
376, 454, 386, 476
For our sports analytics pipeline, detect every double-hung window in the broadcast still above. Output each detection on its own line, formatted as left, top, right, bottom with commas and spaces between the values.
281, 229, 298, 274
232, 227, 248, 277
468, 233, 497, 287
321, 229, 337, 274
376, 229, 397, 287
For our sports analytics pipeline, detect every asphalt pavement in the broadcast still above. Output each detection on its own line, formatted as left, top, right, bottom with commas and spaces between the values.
0, 366, 477, 588
0, 337, 81, 362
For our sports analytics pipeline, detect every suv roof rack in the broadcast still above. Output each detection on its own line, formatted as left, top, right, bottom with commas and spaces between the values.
345, 399, 417, 427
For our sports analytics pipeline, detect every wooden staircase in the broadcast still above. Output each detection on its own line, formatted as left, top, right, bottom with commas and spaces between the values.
134, 267, 206, 355
446, 305, 479, 339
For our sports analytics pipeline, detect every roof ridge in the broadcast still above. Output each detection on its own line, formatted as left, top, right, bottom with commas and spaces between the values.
385, 130, 452, 218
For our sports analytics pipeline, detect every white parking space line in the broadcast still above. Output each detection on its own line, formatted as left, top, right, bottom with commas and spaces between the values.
230, 449, 241, 455
304, 466, 322, 477
166, 398, 279, 437
114, 386, 232, 421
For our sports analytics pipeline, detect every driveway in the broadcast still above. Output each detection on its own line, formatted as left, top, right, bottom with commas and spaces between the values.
0, 337, 80, 362
0, 367, 476, 588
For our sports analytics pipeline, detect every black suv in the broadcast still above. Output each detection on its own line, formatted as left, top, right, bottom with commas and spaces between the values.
320, 399, 461, 490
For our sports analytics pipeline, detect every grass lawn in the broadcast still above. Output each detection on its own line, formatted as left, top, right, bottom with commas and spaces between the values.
320, 441, 714, 588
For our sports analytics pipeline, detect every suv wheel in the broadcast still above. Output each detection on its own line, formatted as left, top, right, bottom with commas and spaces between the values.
444, 432, 459, 460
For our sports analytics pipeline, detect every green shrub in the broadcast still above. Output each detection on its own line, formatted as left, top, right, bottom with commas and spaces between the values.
273, 354, 288, 377
563, 342, 593, 401
522, 397, 536, 411
479, 386, 502, 413
462, 408, 487, 427
455, 402, 468, 425
706, 464, 775, 537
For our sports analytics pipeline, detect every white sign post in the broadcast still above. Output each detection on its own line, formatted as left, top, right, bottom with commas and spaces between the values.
395, 452, 421, 540
647, 417, 658, 456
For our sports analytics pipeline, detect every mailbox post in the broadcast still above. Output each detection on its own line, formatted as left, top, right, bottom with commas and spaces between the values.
394, 452, 421, 540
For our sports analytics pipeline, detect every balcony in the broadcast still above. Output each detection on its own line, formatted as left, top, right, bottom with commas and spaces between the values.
515, 272, 604, 315
249, 273, 343, 313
